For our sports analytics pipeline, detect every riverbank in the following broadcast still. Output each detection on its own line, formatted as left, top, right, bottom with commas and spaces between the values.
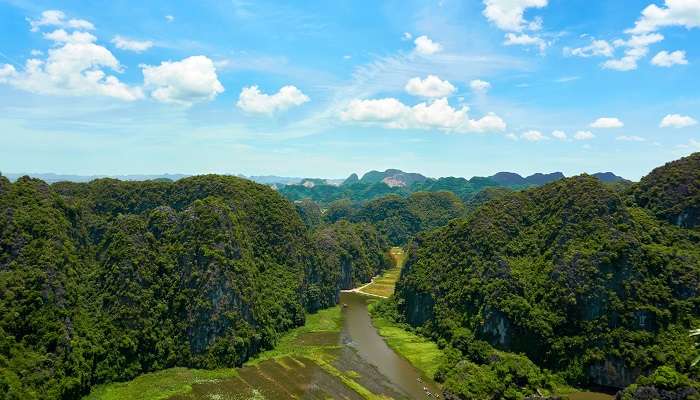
368, 301, 447, 380
356, 247, 405, 298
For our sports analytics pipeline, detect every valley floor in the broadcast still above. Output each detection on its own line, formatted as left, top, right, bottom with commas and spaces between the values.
83, 247, 439, 400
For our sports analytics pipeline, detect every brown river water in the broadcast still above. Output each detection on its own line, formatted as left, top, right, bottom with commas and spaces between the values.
169, 291, 439, 399
169, 292, 613, 399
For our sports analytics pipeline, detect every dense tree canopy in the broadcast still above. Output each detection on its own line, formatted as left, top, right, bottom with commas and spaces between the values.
0, 175, 389, 400
632, 152, 699, 228
394, 171, 700, 398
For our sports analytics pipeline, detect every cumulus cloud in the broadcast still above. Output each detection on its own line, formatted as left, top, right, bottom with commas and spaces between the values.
341, 98, 408, 122
616, 135, 646, 141
341, 97, 506, 134
28, 10, 94, 32
574, 130, 595, 140
111, 36, 154, 53
405, 75, 456, 98
602, 33, 664, 71
0, 64, 17, 83
165, 15, 175, 22
660, 113, 698, 128
413, 35, 442, 55
564, 39, 614, 57
551, 130, 567, 140
628, 0, 700, 35
1, 29, 142, 101
468, 113, 508, 132
651, 50, 688, 66
403, 32, 413, 40
482, 0, 548, 32
590, 117, 624, 128
599, 1, 700, 72
504, 33, 547, 53
142, 56, 224, 105
44, 29, 96, 44
521, 130, 546, 141
237, 85, 310, 114
469, 79, 491, 93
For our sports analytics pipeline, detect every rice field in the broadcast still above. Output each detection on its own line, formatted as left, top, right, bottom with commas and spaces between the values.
358, 247, 405, 298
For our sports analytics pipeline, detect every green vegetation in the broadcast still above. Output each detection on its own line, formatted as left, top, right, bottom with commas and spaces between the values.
0, 175, 388, 400
390, 154, 700, 398
83, 368, 237, 400
359, 247, 405, 298
368, 301, 447, 379
632, 152, 699, 228
313, 220, 391, 291
245, 306, 342, 364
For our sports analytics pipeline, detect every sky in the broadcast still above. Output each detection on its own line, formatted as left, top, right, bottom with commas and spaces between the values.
0, 0, 699, 180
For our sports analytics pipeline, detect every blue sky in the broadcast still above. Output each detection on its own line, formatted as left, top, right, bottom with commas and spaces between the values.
1, 0, 699, 180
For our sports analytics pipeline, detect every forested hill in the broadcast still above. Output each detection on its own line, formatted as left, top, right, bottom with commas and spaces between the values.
279, 169, 629, 205
0, 175, 389, 399
392, 153, 700, 399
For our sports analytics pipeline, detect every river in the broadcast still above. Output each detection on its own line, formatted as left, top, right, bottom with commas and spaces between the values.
340, 291, 441, 398
168, 291, 440, 399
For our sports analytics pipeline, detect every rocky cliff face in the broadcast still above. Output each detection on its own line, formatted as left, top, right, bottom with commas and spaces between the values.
0, 175, 370, 399
395, 172, 700, 390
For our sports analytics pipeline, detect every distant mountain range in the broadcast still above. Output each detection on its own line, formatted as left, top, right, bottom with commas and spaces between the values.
343, 169, 629, 188
2, 169, 630, 186
1, 172, 191, 183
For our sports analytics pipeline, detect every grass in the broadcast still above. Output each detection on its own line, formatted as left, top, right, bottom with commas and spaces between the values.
245, 305, 342, 365
359, 247, 405, 298
85, 307, 342, 400
368, 302, 447, 380
83, 368, 238, 400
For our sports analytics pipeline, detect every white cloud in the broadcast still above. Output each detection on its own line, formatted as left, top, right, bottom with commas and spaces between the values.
628, 0, 700, 34
341, 97, 506, 133
165, 15, 175, 22
564, 39, 614, 57
521, 130, 546, 141
341, 98, 408, 122
617, 135, 646, 141
30, 49, 43, 56
28, 10, 95, 32
552, 130, 567, 140
651, 50, 688, 66
111, 36, 154, 53
2, 30, 142, 101
405, 75, 456, 98
469, 79, 491, 93
660, 113, 698, 128
590, 117, 624, 128
409, 98, 468, 129
44, 29, 96, 44
0, 64, 17, 83
602, 33, 664, 71
504, 33, 547, 53
237, 85, 310, 114
676, 138, 700, 150
403, 32, 413, 40
468, 113, 507, 132
574, 130, 595, 140
482, 0, 548, 32
413, 35, 443, 55
555, 76, 580, 83
142, 56, 224, 105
